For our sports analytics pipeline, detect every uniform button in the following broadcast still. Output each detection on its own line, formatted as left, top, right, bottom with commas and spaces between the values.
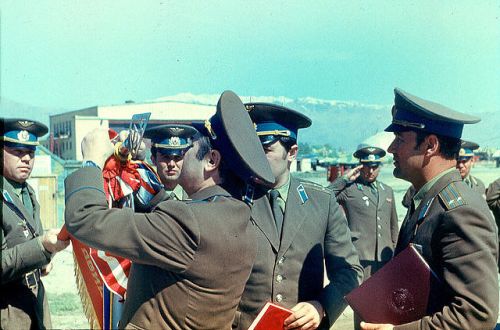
377, 216, 381, 220
278, 257, 285, 265
378, 224, 382, 229
276, 294, 283, 302
276, 275, 283, 283
378, 233, 382, 237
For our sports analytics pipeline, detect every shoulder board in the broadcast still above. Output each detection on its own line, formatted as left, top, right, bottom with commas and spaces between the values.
438, 182, 467, 210
184, 194, 230, 204
300, 180, 331, 193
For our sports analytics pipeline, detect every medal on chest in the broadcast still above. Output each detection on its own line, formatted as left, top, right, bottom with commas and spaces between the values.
362, 196, 369, 207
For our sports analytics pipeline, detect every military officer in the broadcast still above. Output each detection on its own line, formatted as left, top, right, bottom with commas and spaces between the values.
233, 103, 363, 330
1, 118, 70, 329
361, 89, 499, 330
330, 145, 398, 330
486, 177, 500, 271
64, 91, 275, 329
144, 124, 197, 201
456, 140, 486, 198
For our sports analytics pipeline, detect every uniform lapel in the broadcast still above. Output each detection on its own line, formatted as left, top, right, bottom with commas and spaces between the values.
251, 191, 280, 252
2, 177, 33, 223
396, 170, 459, 253
358, 181, 378, 206
278, 176, 307, 257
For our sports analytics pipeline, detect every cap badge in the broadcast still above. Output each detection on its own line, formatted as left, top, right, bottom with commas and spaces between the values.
459, 148, 466, 156
245, 104, 255, 112
169, 127, 182, 134
368, 154, 376, 161
18, 121, 34, 128
367, 147, 376, 152
17, 130, 30, 142
169, 136, 181, 146
204, 120, 217, 140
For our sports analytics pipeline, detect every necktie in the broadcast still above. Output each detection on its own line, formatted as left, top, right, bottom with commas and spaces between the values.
269, 189, 284, 236
21, 184, 34, 219
369, 183, 378, 197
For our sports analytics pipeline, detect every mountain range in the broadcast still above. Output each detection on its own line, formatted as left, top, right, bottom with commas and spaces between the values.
1, 94, 499, 151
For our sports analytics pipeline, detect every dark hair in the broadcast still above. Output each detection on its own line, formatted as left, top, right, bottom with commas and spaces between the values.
193, 133, 212, 161
192, 133, 235, 183
278, 137, 296, 153
414, 130, 461, 160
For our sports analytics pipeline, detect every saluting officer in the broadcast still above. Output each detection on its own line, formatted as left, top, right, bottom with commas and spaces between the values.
456, 140, 486, 198
144, 124, 197, 201
330, 145, 398, 330
233, 103, 363, 330
1, 118, 69, 329
361, 89, 499, 330
330, 146, 398, 276
64, 91, 275, 329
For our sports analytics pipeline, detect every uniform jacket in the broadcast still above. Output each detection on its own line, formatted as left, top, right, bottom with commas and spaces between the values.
486, 177, 500, 270
330, 178, 399, 278
64, 167, 257, 330
394, 170, 499, 330
233, 176, 363, 330
464, 174, 486, 199
1, 176, 52, 330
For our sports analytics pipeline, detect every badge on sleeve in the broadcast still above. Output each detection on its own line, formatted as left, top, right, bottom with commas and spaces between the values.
297, 184, 308, 204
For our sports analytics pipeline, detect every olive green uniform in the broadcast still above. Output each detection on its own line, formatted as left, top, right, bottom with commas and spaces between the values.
65, 167, 257, 329
330, 178, 399, 279
233, 175, 363, 330
394, 170, 499, 330
1, 176, 53, 329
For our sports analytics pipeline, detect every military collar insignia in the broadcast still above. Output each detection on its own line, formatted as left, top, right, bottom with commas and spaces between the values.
356, 183, 364, 191
2, 189, 14, 204
297, 184, 308, 204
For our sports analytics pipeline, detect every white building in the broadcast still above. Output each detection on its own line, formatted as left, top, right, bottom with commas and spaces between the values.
43, 101, 216, 160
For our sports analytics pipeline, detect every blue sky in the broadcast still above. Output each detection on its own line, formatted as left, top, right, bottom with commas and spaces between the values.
1, 1, 499, 113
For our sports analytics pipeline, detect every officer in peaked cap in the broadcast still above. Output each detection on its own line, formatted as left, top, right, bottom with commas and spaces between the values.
1, 118, 69, 330
233, 103, 363, 330
330, 144, 398, 330
144, 124, 198, 200
456, 140, 486, 198
361, 90, 498, 330
64, 91, 275, 329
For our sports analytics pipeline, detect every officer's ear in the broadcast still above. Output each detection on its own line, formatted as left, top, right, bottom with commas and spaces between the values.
425, 134, 440, 156
287, 144, 299, 161
205, 149, 221, 172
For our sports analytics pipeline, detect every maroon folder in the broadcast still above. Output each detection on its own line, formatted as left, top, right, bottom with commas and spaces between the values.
345, 244, 442, 325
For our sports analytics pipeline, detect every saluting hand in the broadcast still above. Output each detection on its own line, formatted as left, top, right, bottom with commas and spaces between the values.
343, 164, 363, 182
360, 321, 394, 330
284, 300, 324, 330
81, 128, 115, 168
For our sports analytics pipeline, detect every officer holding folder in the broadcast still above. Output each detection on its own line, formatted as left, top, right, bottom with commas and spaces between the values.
360, 89, 499, 330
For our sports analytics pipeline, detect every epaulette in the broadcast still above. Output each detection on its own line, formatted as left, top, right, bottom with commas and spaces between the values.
300, 180, 331, 193
438, 182, 467, 210
184, 194, 230, 204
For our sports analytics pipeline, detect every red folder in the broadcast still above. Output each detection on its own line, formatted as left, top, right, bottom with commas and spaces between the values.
345, 244, 442, 325
248, 301, 293, 330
